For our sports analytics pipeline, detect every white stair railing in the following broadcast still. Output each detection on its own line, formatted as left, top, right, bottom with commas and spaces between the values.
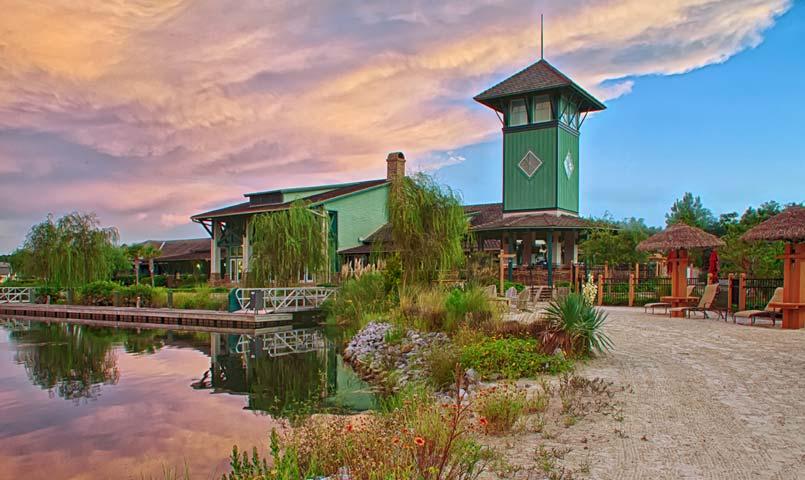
0, 287, 34, 304
234, 287, 336, 313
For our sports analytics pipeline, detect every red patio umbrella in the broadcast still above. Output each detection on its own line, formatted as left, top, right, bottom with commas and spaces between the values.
708, 250, 719, 283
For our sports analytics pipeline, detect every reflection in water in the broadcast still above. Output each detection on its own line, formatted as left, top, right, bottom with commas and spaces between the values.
1, 319, 374, 416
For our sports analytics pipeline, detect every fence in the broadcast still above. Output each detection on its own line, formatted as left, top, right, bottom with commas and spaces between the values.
0, 287, 35, 304
590, 273, 782, 313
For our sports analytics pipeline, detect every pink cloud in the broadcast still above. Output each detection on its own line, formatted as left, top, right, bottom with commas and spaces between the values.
0, 0, 792, 249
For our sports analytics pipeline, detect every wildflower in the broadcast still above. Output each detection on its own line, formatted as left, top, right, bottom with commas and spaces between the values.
345, 424, 354, 432
414, 436, 426, 447
479, 417, 488, 426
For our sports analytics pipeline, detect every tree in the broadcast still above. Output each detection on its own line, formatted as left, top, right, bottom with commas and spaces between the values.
718, 201, 789, 277
387, 173, 469, 285
126, 244, 145, 285
249, 200, 327, 287
579, 215, 655, 266
15, 212, 120, 287
665, 193, 716, 231
139, 244, 161, 287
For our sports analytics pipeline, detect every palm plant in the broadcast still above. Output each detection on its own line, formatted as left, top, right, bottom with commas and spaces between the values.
542, 293, 613, 356
139, 244, 161, 287
126, 244, 144, 285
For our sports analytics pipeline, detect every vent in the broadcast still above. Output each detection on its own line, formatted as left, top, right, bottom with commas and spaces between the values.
518, 151, 543, 178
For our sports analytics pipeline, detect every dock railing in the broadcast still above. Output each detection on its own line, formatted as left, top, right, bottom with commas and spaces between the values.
234, 287, 337, 313
0, 287, 35, 304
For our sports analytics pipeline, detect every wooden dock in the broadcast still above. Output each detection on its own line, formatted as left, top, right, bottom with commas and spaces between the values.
0, 303, 323, 332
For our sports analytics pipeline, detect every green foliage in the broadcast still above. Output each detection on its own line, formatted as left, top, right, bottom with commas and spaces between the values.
543, 293, 613, 356
323, 272, 391, 327
665, 192, 716, 231
444, 286, 495, 331
223, 430, 300, 480
249, 200, 327, 287
170, 288, 228, 310
474, 383, 528, 435
422, 345, 459, 389
718, 201, 793, 277
459, 338, 573, 379
388, 173, 469, 285
15, 212, 120, 288
580, 215, 653, 266
79, 280, 119, 305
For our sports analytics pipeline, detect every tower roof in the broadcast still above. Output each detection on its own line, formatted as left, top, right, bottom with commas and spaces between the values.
474, 59, 605, 113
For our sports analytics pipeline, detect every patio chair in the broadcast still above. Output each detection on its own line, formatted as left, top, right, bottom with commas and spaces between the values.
669, 283, 718, 318
483, 284, 497, 299
516, 288, 532, 311
732, 287, 784, 326
644, 285, 695, 315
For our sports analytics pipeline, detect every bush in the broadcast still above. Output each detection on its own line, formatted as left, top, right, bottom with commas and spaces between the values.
324, 272, 390, 327
460, 338, 573, 379
172, 288, 228, 311
399, 286, 448, 332
542, 293, 613, 356
422, 345, 460, 390
475, 384, 527, 435
119, 284, 156, 307
444, 286, 496, 331
79, 280, 119, 306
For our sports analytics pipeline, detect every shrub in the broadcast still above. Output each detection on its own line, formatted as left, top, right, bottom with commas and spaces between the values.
460, 338, 573, 379
542, 293, 613, 356
172, 288, 228, 310
444, 286, 496, 331
399, 286, 448, 332
475, 384, 527, 435
324, 272, 390, 327
119, 284, 156, 307
79, 280, 119, 306
422, 345, 460, 390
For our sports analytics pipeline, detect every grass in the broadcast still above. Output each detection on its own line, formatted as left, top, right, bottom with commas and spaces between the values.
475, 384, 528, 435
459, 338, 574, 380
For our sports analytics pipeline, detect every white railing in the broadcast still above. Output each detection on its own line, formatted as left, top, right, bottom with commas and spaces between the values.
234, 287, 337, 313
232, 328, 326, 357
0, 287, 34, 304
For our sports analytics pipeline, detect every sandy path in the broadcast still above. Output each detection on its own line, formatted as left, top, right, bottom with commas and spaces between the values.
575, 307, 805, 479
485, 307, 805, 479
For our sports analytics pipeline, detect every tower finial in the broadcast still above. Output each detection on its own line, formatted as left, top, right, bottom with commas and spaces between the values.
540, 14, 544, 60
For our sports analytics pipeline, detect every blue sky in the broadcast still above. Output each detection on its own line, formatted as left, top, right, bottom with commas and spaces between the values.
432, 2, 804, 227
0, 0, 799, 251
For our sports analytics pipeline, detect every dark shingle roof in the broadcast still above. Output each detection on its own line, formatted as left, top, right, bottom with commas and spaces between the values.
192, 179, 387, 221
141, 239, 211, 262
463, 203, 503, 227
474, 59, 605, 113
472, 213, 592, 231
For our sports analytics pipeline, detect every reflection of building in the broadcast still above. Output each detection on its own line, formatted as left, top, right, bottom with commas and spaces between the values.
207, 330, 374, 416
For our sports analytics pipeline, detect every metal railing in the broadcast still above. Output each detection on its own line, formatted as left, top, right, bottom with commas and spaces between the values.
234, 287, 337, 313
0, 287, 34, 304
233, 328, 326, 357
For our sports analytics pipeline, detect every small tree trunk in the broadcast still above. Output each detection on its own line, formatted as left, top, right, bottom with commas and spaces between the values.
149, 259, 155, 287
134, 259, 140, 285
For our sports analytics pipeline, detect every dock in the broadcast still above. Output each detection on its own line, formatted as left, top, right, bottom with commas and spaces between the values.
0, 303, 323, 332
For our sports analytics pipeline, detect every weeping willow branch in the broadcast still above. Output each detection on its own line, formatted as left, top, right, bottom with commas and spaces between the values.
388, 173, 469, 285
16, 212, 120, 288
248, 200, 327, 286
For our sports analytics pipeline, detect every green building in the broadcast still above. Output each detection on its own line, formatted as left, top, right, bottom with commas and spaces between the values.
470, 58, 606, 286
192, 153, 406, 283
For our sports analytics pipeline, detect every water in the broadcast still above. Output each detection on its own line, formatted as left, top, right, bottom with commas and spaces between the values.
0, 318, 376, 479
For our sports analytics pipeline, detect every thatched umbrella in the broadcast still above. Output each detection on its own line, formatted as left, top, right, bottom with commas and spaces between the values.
638, 224, 725, 317
741, 206, 805, 329
637, 223, 725, 252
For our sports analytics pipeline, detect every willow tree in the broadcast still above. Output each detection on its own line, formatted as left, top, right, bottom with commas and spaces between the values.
17, 212, 120, 288
388, 173, 469, 285
248, 200, 327, 286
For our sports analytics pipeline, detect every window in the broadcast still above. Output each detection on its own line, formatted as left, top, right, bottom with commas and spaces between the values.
533, 95, 552, 123
508, 99, 527, 126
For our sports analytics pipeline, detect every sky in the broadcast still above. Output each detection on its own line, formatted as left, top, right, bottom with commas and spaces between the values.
0, 0, 802, 252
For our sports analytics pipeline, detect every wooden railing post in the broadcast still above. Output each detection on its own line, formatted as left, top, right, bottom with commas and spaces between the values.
604, 262, 609, 280
597, 274, 604, 306
727, 273, 734, 314
628, 273, 635, 307
738, 273, 747, 311
635, 262, 640, 283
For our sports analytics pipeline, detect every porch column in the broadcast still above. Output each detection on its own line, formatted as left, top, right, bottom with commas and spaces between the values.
522, 232, 534, 266
546, 229, 554, 287
242, 218, 250, 282
552, 231, 562, 266
210, 220, 221, 280
563, 231, 576, 266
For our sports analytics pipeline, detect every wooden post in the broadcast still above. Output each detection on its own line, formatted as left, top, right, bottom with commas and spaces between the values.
597, 274, 604, 306
604, 262, 609, 280
499, 249, 505, 295
738, 273, 747, 311
167, 290, 174, 309
635, 262, 640, 283
727, 273, 734, 315
781, 243, 805, 329
628, 273, 635, 307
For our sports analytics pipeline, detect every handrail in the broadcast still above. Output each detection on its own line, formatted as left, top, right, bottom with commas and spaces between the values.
0, 287, 35, 304
233, 287, 336, 313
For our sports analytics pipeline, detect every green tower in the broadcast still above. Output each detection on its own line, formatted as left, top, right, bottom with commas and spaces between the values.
474, 59, 605, 215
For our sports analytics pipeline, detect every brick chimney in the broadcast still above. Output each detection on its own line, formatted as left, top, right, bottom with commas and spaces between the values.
386, 152, 406, 182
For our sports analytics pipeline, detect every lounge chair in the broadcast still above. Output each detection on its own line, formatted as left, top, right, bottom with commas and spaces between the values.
732, 287, 783, 326
670, 283, 718, 318
644, 285, 695, 314
516, 288, 532, 311
483, 285, 497, 299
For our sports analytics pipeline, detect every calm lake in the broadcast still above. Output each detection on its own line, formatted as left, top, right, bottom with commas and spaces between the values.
0, 317, 376, 479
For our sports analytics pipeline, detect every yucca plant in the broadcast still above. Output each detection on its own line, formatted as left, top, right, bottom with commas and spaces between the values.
542, 293, 613, 356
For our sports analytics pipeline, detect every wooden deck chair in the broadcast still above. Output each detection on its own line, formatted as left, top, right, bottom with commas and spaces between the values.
670, 284, 718, 318
732, 287, 783, 326
644, 285, 695, 315
483, 284, 497, 299
516, 288, 532, 311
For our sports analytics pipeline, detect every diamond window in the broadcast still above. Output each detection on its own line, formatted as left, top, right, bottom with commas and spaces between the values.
564, 151, 575, 178
518, 151, 543, 178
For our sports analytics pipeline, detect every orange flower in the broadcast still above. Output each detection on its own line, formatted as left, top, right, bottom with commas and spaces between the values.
479, 417, 488, 426
414, 436, 426, 447
392, 437, 400, 445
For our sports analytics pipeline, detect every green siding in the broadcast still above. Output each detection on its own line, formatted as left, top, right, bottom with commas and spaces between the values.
321, 184, 389, 251
503, 128, 557, 211
282, 188, 334, 202
557, 128, 580, 213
